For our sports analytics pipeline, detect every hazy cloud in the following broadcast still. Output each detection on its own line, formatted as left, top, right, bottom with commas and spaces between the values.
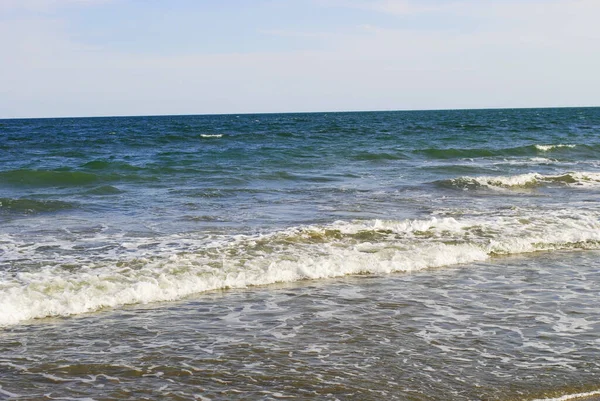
1, 0, 599, 117
0, 0, 114, 12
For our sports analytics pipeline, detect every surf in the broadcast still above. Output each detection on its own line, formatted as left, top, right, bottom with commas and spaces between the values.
2, 208, 600, 326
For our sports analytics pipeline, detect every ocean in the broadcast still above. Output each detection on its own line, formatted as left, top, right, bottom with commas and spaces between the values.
1, 107, 600, 400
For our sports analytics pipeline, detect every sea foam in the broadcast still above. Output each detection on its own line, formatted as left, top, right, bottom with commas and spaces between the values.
534, 144, 576, 152
443, 171, 600, 190
2, 208, 600, 326
530, 389, 600, 401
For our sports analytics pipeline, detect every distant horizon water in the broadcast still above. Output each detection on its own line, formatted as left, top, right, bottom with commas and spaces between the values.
2, 104, 599, 121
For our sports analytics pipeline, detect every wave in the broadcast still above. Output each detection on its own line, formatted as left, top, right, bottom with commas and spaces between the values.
437, 172, 600, 190
0, 169, 100, 186
200, 134, 223, 138
491, 157, 557, 166
2, 208, 600, 326
416, 147, 498, 159
0, 168, 157, 187
0, 198, 75, 214
416, 144, 593, 160
81, 160, 143, 171
351, 151, 408, 161
534, 144, 577, 152
530, 389, 600, 401
83, 185, 124, 195
260, 171, 341, 182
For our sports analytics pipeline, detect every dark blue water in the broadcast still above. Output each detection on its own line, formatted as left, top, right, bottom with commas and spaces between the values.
2, 108, 599, 232
1, 108, 600, 400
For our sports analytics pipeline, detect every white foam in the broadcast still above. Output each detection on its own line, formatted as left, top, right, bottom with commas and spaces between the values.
2, 209, 600, 326
530, 389, 600, 401
529, 157, 555, 163
491, 157, 558, 166
535, 144, 576, 152
0, 386, 20, 398
566, 172, 600, 187
200, 134, 223, 138
449, 171, 600, 190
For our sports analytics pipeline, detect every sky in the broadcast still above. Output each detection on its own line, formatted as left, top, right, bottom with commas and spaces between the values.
1, 0, 599, 118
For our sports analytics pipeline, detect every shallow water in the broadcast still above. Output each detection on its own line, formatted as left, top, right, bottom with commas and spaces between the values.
2, 251, 600, 400
1, 108, 600, 399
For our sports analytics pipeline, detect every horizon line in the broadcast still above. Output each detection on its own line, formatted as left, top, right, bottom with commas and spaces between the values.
1, 104, 598, 120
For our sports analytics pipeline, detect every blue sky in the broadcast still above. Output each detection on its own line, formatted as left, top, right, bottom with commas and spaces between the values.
1, 0, 599, 118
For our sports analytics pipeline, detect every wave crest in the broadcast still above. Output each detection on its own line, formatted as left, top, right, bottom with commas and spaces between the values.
2, 208, 600, 326
534, 144, 576, 152
0, 169, 100, 187
0, 198, 75, 214
437, 172, 600, 190
416, 143, 588, 160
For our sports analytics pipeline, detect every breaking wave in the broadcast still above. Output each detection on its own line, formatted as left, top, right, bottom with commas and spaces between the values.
2, 208, 600, 326
416, 144, 592, 159
530, 389, 600, 401
534, 144, 577, 152
437, 172, 600, 190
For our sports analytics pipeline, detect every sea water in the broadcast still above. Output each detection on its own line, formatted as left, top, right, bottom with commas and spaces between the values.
1, 108, 600, 400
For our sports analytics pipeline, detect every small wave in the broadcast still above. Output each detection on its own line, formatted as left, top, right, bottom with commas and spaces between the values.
492, 157, 558, 166
84, 185, 124, 195
200, 134, 223, 138
0, 386, 19, 398
416, 147, 497, 159
351, 151, 408, 161
437, 172, 600, 191
261, 171, 340, 182
0, 198, 75, 214
182, 215, 222, 222
530, 389, 600, 401
0, 169, 100, 187
0, 169, 155, 187
2, 208, 600, 326
419, 164, 497, 175
535, 144, 577, 152
416, 144, 588, 160
81, 160, 142, 171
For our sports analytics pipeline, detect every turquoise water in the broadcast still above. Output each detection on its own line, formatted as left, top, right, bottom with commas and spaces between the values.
1, 108, 600, 400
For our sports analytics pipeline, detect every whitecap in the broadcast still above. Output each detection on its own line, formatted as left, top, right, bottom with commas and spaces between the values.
530, 389, 600, 401
535, 144, 576, 152
3, 209, 600, 326
446, 171, 600, 190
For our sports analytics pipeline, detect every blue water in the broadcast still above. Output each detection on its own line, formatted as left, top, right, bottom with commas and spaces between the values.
2, 109, 599, 228
1, 108, 600, 400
